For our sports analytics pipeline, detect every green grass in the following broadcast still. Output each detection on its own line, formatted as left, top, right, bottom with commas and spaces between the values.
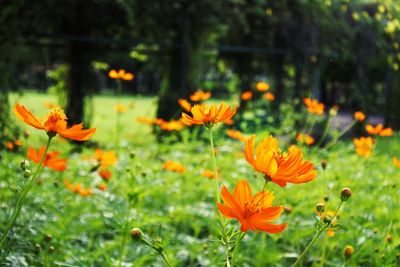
1, 92, 400, 266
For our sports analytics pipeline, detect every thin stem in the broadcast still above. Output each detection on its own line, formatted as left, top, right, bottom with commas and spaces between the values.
160, 251, 173, 267
0, 136, 52, 248
231, 232, 246, 266
316, 115, 333, 147
208, 128, 220, 203
117, 201, 133, 267
324, 120, 356, 150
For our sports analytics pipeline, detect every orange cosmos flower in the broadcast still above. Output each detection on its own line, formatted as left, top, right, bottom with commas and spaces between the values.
5, 141, 14, 151
159, 120, 185, 131
365, 124, 393, 136
163, 161, 186, 173
181, 102, 236, 127
98, 168, 112, 181
296, 133, 315, 146
98, 183, 107, 191
244, 135, 317, 187
303, 98, 325, 115
178, 98, 192, 112
95, 149, 117, 166
79, 188, 93, 197
224, 118, 234, 125
114, 104, 128, 113
256, 82, 270, 92
354, 111, 365, 122
263, 92, 275, 101
108, 69, 135, 81
27, 146, 67, 171
218, 180, 287, 233
201, 169, 215, 179
189, 90, 211, 102
353, 137, 374, 157
241, 91, 253, 101
226, 129, 247, 142
392, 157, 400, 168
14, 104, 96, 141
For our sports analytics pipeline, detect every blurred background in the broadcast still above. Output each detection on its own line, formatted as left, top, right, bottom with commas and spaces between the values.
1, 0, 400, 128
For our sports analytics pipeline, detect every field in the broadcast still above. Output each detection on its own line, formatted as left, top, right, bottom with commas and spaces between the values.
1, 92, 399, 266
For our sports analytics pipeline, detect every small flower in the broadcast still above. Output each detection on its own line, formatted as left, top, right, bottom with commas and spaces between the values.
163, 161, 186, 173
181, 102, 236, 127
178, 98, 192, 112
303, 98, 325, 115
392, 157, 400, 168
98, 183, 107, 191
354, 111, 366, 122
108, 69, 135, 81
244, 135, 317, 187
5, 141, 14, 151
14, 104, 96, 141
95, 149, 118, 166
365, 124, 393, 136
159, 120, 185, 131
296, 133, 315, 145
98, 168, 112, 181
27, 147, 67, 171
353, 137, 374, 157
114, 104, 128, 113
256, 82, 270, 91
226, 129, 247, 142
217, 180, 287, 233
263, 92, 275, 101
189, 90, 211, 102
201, 169, 215, 179
241, 91, 253, 101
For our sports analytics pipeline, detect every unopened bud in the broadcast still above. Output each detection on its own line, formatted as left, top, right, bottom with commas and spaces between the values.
23, 169, 32, 179
284, 206, 293, 214
316, 203, 325, 213
340, 188, 352, 201
387, 234, 393, 243
344, 245, 354, 259
44, 234, 52, 242
130, 228, 143, 241
49, 246, 55, 253
20, 160, 29, 170
34, 243, 41, 254
321, 160, 328, 170
323, 215, 332, 224
130, 151, 136, 159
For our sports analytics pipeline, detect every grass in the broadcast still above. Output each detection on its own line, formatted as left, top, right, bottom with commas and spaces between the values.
1, 91, 399, 266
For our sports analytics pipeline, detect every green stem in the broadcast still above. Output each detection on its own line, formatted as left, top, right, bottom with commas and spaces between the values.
160, 251, 173, 267
324, 121, 356, 150
117, 201, 133, 267
262, 180, 268, 191
292, 201, 344, 267
0, 136, 52, 248
208, 128, 220, 203
231, 232, 246, 266
316, 115, 333, 147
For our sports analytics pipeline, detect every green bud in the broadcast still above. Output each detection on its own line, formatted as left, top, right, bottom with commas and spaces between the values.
340, 188, 352, 201
20, 160, 29, 170
23, 169, 32, 179
316, 203, 325, 213
130, 228, 143, 241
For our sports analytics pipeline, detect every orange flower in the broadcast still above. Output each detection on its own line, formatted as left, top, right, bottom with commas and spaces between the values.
353, 137, 374, 157
218, 180, 287, 233
159, 120, 185, 131
98, 183, 107, 191
114, 104, 128, 113
354, 111, 365, 122
27, 146, 67, 171
108, 69, 135, 81
201, 169, 215, 179
303, 98, 325, 115
226, 129, 247, 142
79, 188, 93, 197
98, 168, 112, 181
224, 118, 234, 125
263, 92, 275, 101
365, 124, 393, 136
189, 90, 211, 102
5, 141, 14, 151
244, 135, 317, 187
241, 91, 253, 101
14, 104, 96, 141
178, 98, 192, 112
392, 157, 400, 168
296, 133, 315, 145
14, 139, 22, 146
95, 149, 117, 166
181, 102, 236, 127
163, 161, 186, 173
256, 82, 270, 92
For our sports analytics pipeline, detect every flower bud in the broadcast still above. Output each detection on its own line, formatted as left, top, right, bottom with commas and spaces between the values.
34, 243, 41, 254
387, 234, 393, 243
323, 215, 332, 224
321, 160, 328, 170
49, 246, 55, 253
130, 228, 143, 241
316, 203, 325, 213
130, 151, 136, 159
340, 188, 352, 201
344, 245, 354, 259
20, 160, 29, 171
44, 233, 52, 242
23, 169, 32, 179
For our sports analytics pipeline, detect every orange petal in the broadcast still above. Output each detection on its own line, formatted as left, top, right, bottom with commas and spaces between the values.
58, 124, 96, 141
14, 104, 44, 130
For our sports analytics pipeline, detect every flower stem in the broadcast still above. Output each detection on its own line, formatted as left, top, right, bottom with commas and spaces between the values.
231, 232, 246, 266
292, 200, 344, 267
160, 251, 173, 267
0, 136, 52, 248
316, 115, 333, 147
117, 200, 133, 267
324, 121, 356, 150
208, 128, 220, 203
